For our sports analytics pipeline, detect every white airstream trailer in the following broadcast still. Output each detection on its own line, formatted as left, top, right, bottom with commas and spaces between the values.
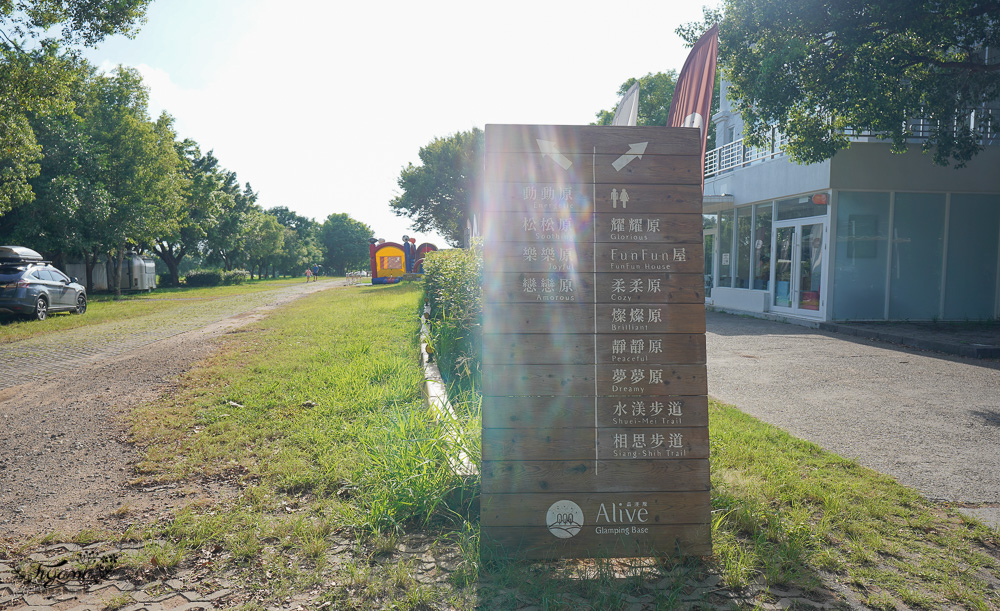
65, 253, 157, 292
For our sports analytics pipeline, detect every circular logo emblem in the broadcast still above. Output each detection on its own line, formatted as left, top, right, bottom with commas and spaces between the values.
546, 500, 584, 538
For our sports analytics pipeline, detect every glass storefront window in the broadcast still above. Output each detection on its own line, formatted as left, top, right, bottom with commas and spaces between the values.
833, 192, 890, 320
753, 203, 772, 289
774, 226, 793, 307
718, 210, 733, 288
703, 233, 715, 298
799, 223, 824, 310
945, 194, 999, 320
888, 193, 945, 320
703, 214, 717, 299
735, 206, 752, 288
777, 193, 829, 220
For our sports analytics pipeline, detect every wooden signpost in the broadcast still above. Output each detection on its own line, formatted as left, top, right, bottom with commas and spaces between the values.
481, 124, 711, 559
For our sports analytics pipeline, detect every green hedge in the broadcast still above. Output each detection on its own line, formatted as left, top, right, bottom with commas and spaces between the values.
184, 269, 224, 286
223, 269, 250, 285
183, 269, 251, 286
421, 244, 482, 392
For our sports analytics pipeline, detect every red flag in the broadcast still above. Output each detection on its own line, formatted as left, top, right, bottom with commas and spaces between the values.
667, 25, 719, 175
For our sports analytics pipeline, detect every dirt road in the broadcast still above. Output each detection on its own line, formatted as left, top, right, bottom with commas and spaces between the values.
0, 280, 343, 542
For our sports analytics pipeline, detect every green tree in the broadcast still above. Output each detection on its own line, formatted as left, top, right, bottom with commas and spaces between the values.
1, 1, 151, 48
675, 6, 725, 47
267, 205, 312, 233
203, 177, 256, 271
267, 206, 321, 276
0, 57, 105, 273
0, 44, 74, 214
243, 210, 284, 279
389, 128, 482, 247
593, 71, 719, 150
86, 67, 183, 297
153, 142, 229, 286
320, 213, 372, 276
0, 0, 152, 214
593, 72, 679, 127
700, 0, 1000, 166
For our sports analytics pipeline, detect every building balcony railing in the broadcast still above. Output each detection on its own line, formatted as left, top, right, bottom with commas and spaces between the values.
845, 107, 998, 142
705, 107, 998, 179
704, 132, 790, 178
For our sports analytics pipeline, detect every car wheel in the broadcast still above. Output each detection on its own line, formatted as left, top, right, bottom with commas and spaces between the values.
34, 296, 48, 321
74, 294, 87, 315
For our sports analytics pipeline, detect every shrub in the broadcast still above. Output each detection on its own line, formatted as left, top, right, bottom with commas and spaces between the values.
223, 269, 250, 285
421, 243, 482, 393
183, 269, 224, 287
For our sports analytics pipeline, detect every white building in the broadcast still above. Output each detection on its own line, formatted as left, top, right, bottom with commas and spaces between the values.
702, 79, 1000, 322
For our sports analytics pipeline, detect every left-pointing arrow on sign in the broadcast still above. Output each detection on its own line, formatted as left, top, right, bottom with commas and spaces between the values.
536, 139, 573, 170
611, 142, 648, 171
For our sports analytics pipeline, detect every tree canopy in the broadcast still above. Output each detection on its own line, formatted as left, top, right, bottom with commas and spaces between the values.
593, 72, 679, 127
321, 213, 372, 276
0, 0, 152, 214
389, 128, 483, 247
0, 4, 371, 286
0, 0, 151, 49
269, 206, 322, 278
0, 50, 365, 288
593, 71, 718, 150
692, 0, 1000, 166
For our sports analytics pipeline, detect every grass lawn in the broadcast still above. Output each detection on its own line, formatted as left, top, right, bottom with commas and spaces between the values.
6, 281, 998, 609
0, 276, 334, 345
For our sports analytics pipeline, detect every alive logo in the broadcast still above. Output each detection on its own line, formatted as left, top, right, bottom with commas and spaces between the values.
546, 500, 584, 538
595, 502, 649, 524
546, 499, 652, 538
594, 501, 651, 536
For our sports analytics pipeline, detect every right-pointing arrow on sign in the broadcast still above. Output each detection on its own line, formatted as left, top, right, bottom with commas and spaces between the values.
536, 139, 573, 170
611, 142, 648, 171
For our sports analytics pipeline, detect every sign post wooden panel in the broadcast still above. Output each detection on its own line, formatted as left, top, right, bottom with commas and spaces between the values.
481, 125, 710, 559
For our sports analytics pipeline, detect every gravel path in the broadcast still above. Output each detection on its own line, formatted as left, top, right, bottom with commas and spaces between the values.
0, 280, 344, 541
0, 285, 339, 391
706, 311, 1000, 505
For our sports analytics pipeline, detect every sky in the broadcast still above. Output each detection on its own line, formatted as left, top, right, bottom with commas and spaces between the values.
83, 0, 713, 247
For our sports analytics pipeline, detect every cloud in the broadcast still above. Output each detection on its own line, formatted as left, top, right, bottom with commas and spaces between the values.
134, 64, 194, 122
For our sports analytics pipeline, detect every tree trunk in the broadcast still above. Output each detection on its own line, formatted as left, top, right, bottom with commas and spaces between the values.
108, 247, 126, 299
167, 258, 180, 287
154, 243, 184, 287
84, 248, 98, 294
160, 252, 179, 287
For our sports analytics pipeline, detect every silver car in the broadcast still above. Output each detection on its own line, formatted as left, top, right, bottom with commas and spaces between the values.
0, 246, 87, 321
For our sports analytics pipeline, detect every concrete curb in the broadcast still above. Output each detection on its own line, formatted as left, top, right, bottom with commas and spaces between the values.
420, 309, 476, 476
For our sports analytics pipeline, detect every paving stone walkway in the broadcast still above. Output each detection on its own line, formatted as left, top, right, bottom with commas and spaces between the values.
2, 541, 259, 610
1, 538, 848, 610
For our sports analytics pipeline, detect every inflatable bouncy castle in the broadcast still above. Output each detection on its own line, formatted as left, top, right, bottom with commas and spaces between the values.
369, 236, 438, 284
369, 238, 405, 284
414, 242, 437, 273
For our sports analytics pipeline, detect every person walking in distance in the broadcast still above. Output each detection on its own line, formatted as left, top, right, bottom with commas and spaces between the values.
305, 266, 313, 282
